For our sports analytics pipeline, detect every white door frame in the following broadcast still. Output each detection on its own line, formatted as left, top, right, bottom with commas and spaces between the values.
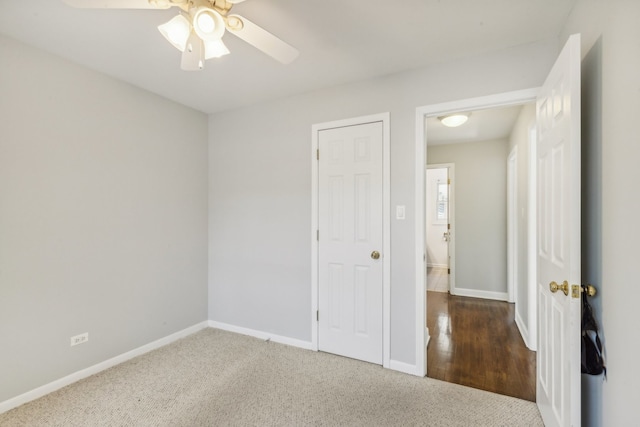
311, 112, 391, 368
507, 147, 518, 304
414, 88, 539, 377
426, 163, 456, 293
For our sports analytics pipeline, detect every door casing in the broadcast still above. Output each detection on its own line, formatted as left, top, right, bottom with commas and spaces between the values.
311, 112, 391, 369
415, 88, 540, 377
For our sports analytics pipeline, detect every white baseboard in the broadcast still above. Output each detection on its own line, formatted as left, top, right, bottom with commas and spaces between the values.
208, 321, 314, 351
389, 359, 422, 377
211, 321, 428, 378
0, 321, 209, 415
515, 309, 535, 351
450, 287, 508, 301
426, 263, 448, 268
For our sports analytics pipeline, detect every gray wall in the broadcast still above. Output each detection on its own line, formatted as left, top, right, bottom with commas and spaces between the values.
208, 38, 559, 367
561, 0, 640, 423
428, 139, 508, 297
599, 5, 640, 421
0, 36, 209, 402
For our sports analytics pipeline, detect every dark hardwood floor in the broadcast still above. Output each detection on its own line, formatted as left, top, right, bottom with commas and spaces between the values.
426, 291, 536, 401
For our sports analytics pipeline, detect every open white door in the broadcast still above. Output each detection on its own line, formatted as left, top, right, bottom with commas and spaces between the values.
317, 120, 384, 365
536, 34, 581, 427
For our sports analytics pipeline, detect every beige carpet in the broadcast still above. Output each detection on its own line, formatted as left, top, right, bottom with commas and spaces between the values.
0, 328, 543, 426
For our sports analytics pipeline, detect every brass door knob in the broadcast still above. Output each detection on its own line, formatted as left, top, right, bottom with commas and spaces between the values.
371, 251, 380, 260
583, 284, 597, 297
549, 280, 569, 296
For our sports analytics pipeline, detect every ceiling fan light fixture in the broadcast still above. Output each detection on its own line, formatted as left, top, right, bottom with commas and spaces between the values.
439, 113, 470, 127
192, 7, 225, 41
204, 39, 230, 59
158, 14, 191, 52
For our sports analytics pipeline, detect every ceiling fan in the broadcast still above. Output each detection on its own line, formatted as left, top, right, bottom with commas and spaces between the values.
62, 0, 299, 70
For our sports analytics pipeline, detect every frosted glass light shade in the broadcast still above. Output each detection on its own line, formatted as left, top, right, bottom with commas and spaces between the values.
204, 39, 230, 59
439, 113, 470, 127
158, 15, 191, 52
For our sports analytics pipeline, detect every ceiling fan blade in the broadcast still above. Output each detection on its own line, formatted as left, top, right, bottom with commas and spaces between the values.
61, 0, 174, 9
226, 14, 299, 64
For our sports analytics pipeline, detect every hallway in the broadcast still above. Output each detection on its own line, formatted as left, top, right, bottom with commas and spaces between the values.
426, 290, 536, 401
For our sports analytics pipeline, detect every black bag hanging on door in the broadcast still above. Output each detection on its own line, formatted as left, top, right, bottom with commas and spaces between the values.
581, 288, 606, 376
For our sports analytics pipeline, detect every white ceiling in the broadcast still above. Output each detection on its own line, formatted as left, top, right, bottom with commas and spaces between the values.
427, 104, 530, 146
0, 0, 576, 114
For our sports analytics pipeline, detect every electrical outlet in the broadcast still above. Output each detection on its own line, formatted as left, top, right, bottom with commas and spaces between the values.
70, 332, 89, 347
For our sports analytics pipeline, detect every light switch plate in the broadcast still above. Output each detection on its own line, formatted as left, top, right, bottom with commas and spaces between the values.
396, 205, 406, 220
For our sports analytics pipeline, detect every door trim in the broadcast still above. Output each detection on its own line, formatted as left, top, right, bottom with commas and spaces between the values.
311, 112, 391, 368
415, 88, 539, 377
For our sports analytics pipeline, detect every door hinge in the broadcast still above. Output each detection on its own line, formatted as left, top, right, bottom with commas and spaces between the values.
317, 229, 319, 241
316, 310, 319, 321
316, 149, 319, 160
448, 178, 451, 185
448, 268, 451, 274
448, 223, 451, 230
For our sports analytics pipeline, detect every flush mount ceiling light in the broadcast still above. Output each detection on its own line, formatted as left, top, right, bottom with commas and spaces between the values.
62, 0, 299, 71
438, 113, 471, 127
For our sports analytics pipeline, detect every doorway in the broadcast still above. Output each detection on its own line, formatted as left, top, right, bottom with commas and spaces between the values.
423, 102, 536, 399
414, 88, 539, 379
